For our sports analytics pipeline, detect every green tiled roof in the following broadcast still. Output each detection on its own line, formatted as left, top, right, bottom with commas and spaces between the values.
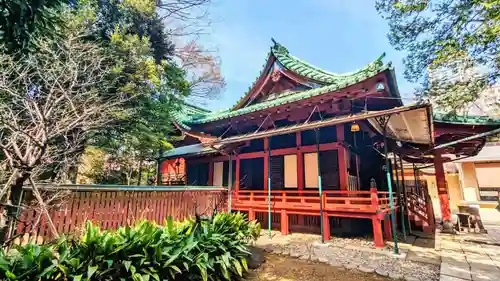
172, 101, 212, 130
173, 40, 393, 128
229, 40, 387, 110
433, 113, 500, 125
271, 40, 386, 84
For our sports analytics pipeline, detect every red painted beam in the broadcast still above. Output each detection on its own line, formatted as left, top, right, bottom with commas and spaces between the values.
238, 151, 266, 159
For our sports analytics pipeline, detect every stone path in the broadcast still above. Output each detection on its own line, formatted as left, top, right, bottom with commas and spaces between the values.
254, 231, 439, 281
438, 225, 500, 281
252, 224, 500, 281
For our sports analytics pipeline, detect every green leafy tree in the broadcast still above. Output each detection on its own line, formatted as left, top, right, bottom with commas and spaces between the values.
0, 0, 193, 239
81, 0, 190, 178
0, 0, 66, 53
376, 0, 499, 113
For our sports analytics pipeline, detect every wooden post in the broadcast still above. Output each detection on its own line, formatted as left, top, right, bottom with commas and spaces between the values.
156, 158, 163, 186
228, 155, 233, 212
208, 161, 213, 186
264, 138, 269, 190
265, 137, 272, 237
384, 218, 392, 241
235, 157, 240, 192
296, 132, 304, 192
281, 210, 289, 235
280, 192, 289, 235
434, 150, 451, 223
249, 208, 255, 220
336, 125, 348, 190
372, 216, 384, 248
370, 187, 379, 211
323, 211, 331, 240
296, 132, 304, 226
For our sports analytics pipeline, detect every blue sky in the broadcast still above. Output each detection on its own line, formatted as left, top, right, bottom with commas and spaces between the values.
200, 0, 417, 110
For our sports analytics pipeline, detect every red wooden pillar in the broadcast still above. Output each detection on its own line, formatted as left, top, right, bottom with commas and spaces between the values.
208, 161, 213, 186
434, 150, 451, 222
296, 132, 304, 226
296, 132, 304, 192
235, 157, 240, 192
372, 217, 384, 248
249, 191, 255, 221
384, 218, 392, 241
336, 125, 348, 190
281, 210, 289, 235
249, 208, 255, 221
184, 158, 188, 184
264, 137, 269, 190
371, 187, 384, 247
322, 212, 331, 240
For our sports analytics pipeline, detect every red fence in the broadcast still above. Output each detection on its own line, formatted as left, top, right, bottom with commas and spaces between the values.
11, 186, 226, 244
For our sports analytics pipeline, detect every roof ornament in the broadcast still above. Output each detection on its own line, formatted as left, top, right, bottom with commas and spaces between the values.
271, 37, 289, 54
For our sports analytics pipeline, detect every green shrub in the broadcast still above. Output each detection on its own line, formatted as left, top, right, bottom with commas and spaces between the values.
0, 212, 260, 281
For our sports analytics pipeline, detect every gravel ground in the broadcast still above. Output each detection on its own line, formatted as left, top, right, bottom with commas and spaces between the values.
245, 253, 391, 281
253, 231, 440, 281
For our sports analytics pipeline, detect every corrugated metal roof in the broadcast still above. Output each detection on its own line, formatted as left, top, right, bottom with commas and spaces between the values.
161, 143, 219, 159
455, 143, 500, 163
215, 104, 432, 145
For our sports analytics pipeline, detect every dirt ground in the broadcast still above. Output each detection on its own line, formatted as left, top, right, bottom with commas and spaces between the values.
245, 254, 390, 281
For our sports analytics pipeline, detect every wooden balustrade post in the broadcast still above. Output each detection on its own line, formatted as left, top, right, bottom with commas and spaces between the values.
280, 210, 289, 235
372, 216, 384, 248
280, 191, 289, 235
370, 188, 379, 211
322, 212, 331, 240
249, 208, 255, 221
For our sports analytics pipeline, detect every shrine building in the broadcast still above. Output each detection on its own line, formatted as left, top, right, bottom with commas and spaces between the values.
158, 40, 498, 247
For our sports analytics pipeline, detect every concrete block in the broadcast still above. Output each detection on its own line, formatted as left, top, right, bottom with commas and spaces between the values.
440, 262, 472, 280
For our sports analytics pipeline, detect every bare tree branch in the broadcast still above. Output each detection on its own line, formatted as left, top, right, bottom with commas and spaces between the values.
0, 34, 129, 242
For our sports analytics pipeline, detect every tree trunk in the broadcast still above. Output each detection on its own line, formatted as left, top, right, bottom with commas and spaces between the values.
126, 171, 131, 186
137, 160, 143, 186
2, 172, 28, 243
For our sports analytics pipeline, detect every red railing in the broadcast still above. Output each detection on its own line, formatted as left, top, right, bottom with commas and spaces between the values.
232, 188, 397, 214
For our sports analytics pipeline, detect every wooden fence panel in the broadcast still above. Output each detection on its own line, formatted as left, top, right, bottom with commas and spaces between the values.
11, 189, 226, 244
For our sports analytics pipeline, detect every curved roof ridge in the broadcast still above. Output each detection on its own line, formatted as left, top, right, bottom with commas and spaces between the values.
181, 63, 391, 125
229, 49, 274, 110
271, 39, 387, 83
